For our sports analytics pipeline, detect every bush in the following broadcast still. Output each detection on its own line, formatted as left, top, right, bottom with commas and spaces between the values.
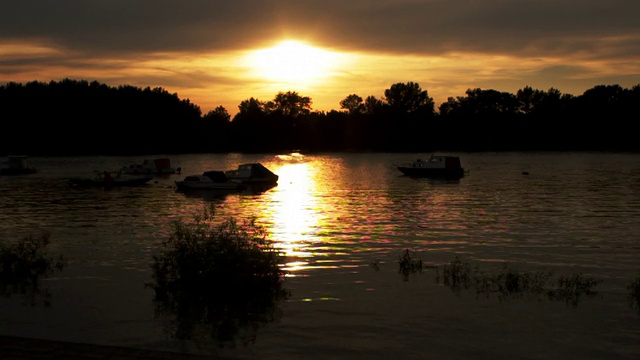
0, 233, 66, 306
147, 206, 289, 348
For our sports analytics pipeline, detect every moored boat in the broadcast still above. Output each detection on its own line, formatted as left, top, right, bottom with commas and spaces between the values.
397, 155, 465, 179
175, 170, 243, 191
0, 155, 37, 175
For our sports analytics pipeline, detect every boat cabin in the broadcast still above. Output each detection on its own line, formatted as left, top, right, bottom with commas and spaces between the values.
225, 163, 279, 184
413, 156, 462, 169
397, 155, 465, 179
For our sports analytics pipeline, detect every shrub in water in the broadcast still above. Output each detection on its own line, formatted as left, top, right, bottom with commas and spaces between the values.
147, 206, 290, 348
0, 232, 66, 306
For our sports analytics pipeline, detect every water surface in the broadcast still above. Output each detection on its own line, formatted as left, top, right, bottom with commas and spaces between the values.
0, 152, 638, 359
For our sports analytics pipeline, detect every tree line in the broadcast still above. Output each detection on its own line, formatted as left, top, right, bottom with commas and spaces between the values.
1, 78, 638, 155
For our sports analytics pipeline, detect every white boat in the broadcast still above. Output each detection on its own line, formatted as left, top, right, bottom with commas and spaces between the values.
175, 171, 243, 191
120, 158, 180, 175
397, 155, 465, 179
225, 163, 279, 185
0, 155, 37, 175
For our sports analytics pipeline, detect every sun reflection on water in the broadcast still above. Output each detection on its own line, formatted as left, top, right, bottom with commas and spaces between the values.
257, 160, 334, 274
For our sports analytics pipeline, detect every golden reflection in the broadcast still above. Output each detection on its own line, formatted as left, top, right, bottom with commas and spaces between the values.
275, 152, 305, 162
258, 161, 325, 273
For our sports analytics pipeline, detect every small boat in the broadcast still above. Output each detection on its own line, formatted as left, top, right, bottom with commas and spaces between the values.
175, 170, 243, 191
69, 171, 154, 187
397, 155, 465, 179
120, 158, 180, 175
0, 155, 37, 175
225, 163, 279, 185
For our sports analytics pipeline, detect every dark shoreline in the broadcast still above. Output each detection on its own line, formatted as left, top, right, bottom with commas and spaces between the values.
0, 335, 229, 359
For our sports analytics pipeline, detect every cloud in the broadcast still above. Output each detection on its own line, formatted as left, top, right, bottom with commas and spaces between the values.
2, 1, 638, 56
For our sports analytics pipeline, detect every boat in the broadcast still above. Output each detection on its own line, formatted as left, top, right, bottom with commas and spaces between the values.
69, 171, 154, 187
0, 155, 37, 175
224, 163, 279, 185
397, 155, 465, 179
175, 170, 244, 191
120, 158, 180, 175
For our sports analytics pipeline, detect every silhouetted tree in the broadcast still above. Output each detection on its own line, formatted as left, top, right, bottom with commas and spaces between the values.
236, 97, 266, 118
231, 98, 269, 152
0, 79, 202, 155
383, 82, 435, 115
199, 106, 232, 152
2, 79, 639, 154
266, 91, 312, 117
205, 106, 231, 122
363, 96, 384, 115
339, 94, 365, 114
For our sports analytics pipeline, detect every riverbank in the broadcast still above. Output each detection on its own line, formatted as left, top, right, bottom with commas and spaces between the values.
0, 335, 224, 359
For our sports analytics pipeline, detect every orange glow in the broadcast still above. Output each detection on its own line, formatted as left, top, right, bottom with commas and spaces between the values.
242, 40, 351, 87
4, 38, 637, 120
0, 42, 61, 58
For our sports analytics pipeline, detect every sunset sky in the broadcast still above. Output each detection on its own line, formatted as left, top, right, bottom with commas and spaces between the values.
1, 0, 639, 117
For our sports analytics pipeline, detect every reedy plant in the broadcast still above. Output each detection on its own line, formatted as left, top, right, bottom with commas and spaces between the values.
434, 256, 599, 306
398, 249, 423, 281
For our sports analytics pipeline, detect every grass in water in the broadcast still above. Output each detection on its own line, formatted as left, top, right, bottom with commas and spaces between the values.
398, 249, 423, 281
434, 256, 601, 306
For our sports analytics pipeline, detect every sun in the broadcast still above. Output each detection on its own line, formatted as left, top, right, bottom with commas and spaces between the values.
244, 40, 346, 86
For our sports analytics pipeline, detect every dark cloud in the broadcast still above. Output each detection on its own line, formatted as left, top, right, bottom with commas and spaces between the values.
2, 0, 638, 58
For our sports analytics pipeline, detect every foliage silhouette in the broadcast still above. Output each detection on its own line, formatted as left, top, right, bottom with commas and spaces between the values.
0, 233, 66, 307
146, 206, 290, 349
2, 79, 639, 155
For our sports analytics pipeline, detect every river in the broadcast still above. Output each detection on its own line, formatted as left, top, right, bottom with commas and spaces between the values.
0, 152, 639, 359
